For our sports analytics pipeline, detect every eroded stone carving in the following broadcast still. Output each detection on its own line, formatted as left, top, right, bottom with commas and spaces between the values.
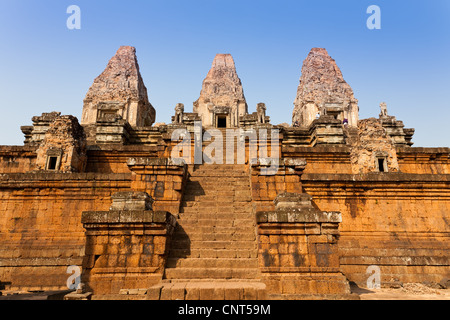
35, 115, 87, 172
257, 103, 267, 124
379, 102, 388, 117
81, 46, 156, 128
193, 54, 248, 127
292, 48, 359, 128
349, 118, 399, 174
173, 103, 185, 124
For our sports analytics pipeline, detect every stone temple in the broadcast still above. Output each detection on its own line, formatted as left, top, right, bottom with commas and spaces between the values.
0, 46, 448, 300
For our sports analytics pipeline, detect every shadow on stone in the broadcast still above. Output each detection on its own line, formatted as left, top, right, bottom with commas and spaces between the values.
165, 222, 191, 270
349, 281, 375, 295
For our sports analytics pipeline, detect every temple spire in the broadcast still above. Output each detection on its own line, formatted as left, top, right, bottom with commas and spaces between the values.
81, 46, 156, 127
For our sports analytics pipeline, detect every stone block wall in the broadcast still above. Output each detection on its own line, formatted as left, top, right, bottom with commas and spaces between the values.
397, 147, 450, 174
81, 208, 176, 295
281, 146, 352, 174
250, 158, 305, 213
0, 146, 37, 174
0, 172, 132, 291
256, 193, 352, 298
127, 157, 187, 215
301, 173, 450, 287
85, 145, 163, 173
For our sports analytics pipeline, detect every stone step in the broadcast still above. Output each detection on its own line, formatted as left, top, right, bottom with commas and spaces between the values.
190, 164, 247, 170
176, 225, 256, 233
177, 212, 254, 219
188, 173, 247, 178
180, 201, 253, 208
178, 210, 253, 217
180, 200, 252, 208
177, 212, 254, 220
186, 177, 249, 183
185, 186, 250, 192
183, 183, 250, 191
189, 171, 248, 177
147, 281, 267, 300
164, 268, 261, 280
168, 248, 258, 259
183, 184, 249, 190
182, 194, 242, 202
182, 196, 252, 203
180, 203, 253, 210
181, 190, 250, 198
174, 219, 255, 228
186, 177, 250, 187
160, 163, 260, 291
166, 258, 258, 268
189, 174, 248, 179
177, 211, 254, 218
170, 240, 258, 250
187, 171, 248, 177
172, 231, 256, 242
186, 178, 250, 184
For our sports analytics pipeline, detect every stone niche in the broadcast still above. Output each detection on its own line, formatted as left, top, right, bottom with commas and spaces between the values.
80, 191, 176, 295
35, 114, 87, 172
256, 192, 355, 299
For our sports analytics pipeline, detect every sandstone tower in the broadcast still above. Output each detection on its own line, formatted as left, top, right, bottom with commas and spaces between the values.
81, 46, 156, 128
193, 54, 248, 128
292, 48, 359, 127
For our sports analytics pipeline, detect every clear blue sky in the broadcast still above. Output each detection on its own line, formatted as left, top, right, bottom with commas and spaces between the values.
0, 0, 449, 147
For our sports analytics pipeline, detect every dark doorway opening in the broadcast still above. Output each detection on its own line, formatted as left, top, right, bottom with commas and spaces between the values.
48, 157, 58, 170
378, 158, 386, 172
217, 116, 227, 128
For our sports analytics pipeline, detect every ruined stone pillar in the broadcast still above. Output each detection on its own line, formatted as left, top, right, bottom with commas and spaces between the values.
256, 192, 355, 299
80, 191, 176, 295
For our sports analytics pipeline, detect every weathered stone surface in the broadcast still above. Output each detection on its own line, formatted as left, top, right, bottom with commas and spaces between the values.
349, 118, 399, 174
378, 107, 415, 147
127, 157, 186, 167
81, 46, 155, 127
292, 48, 359, 127
81, 210, 175, 226
256, 191, 349, 298
81, 192, 176, 295
35, 115, 87, 172
22, 112, 62, 145
257, 192, 342, 224
309, 115, 346, 146
110, 191, 153, 211
193, 54, 248, 127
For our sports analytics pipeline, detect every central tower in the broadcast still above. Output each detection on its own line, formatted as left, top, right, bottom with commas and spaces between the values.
193, 54, 248, 128
292, 48, 359, 127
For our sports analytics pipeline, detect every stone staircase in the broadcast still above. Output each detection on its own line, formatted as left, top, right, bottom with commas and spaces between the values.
148, 163, 266, 300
